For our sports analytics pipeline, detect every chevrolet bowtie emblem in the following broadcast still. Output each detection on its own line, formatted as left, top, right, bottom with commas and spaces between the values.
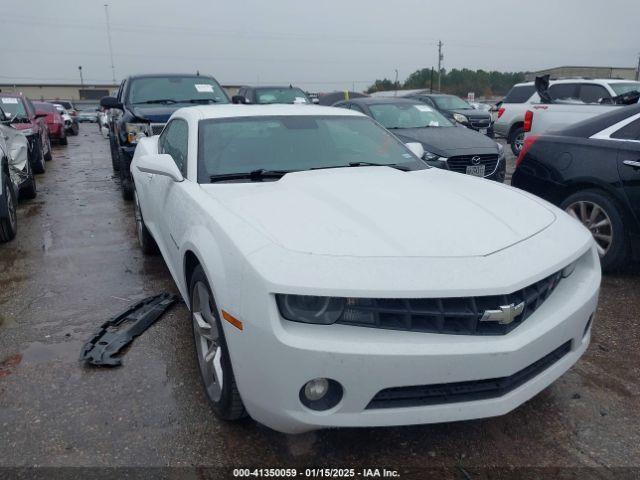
480, 302, 525, 325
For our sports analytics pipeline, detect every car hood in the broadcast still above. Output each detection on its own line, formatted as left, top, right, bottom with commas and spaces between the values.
393, 127, 498, 157
202, 167, 556, 258
128, 105, 178, 123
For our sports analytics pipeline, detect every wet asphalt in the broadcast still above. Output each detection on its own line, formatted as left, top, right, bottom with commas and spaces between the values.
0, 127, 639, 476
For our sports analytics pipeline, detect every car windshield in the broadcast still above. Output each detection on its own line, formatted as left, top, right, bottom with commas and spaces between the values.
369, 103, 454, 129
0, 97, 27, 119
198, 115, 426, 182
129, 76, 229, 105
255, 87, 310, 104
609, 82, 640, 96
433, 96, 472, 110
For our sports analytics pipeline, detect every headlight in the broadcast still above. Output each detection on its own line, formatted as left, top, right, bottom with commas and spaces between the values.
125, 122, 151, 144
422, 150, 448, 168
496, 142, 505, 158
21, 128, 34, 136
453, 113, 468, 123
276, 295, 345, 325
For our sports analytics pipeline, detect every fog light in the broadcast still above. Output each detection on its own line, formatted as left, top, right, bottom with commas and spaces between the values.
299, 378, 343, 411
304, 378, 329, 401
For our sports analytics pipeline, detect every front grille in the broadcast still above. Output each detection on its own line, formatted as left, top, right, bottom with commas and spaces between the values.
367, 340, 571, 409
447, 154, 499, 175
335, 271, 562, 336
150, 123, 165, 135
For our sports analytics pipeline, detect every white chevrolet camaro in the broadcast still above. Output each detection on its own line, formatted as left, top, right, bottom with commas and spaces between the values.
131, 104, 600, 434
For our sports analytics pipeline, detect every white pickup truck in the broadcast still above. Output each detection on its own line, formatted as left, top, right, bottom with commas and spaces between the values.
524, 103, 621, 138
523, 76, 640, 140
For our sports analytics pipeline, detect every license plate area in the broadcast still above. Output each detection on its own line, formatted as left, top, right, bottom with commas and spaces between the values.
466, 165, 485, 177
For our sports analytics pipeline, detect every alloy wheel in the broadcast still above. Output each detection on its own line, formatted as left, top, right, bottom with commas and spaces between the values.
565, 201, 612, 256
514, 132, 525, 153
192, 281, 223, 402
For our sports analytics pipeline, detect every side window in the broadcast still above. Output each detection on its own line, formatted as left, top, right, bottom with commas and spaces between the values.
159, 119, 189, 174
350, 104, 365, 113
579, 84, 610, 104
611, 118, 640, 140
117, 80, 126, 102
549, 83, 579, 101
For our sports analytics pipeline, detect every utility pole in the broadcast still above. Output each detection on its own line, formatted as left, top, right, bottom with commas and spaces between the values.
78, 66, 84, 87
636, 53, 640, 81
104, 4, 116, 84
394, 69, 399, 96
437, 41, 443, 92
430, 67, 434, 93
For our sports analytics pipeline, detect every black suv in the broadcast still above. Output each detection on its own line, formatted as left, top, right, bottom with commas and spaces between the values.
405, 93, 494, 137
101, 73, 229, 200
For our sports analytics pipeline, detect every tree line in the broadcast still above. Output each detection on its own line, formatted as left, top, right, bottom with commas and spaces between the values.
365, 68, 527, 98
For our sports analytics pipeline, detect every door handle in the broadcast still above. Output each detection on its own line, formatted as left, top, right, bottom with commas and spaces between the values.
623, 160, 640, 169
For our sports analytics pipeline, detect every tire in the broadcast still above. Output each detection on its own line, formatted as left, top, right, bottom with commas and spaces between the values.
31, 139, 45, 174
119, 153, 134, 201
60, 133, 68, 146
189, 265, 246, 421
19, 161, 37, 200
70, 123, 79, 136
109, 137, 120, 171
133, 189, 158, 255
43, 135, 52, 161
560, 189, 628, 272
510, 126, 525, 156
0, 173, 18, 242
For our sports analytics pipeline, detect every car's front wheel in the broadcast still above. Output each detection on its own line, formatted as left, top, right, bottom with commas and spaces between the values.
30, 139, 45, 174
561, 189, 627, 272
190, 265, 246, 421
133, 189, 157, 255
19, 161, 37, 200
43, 135, 52, 161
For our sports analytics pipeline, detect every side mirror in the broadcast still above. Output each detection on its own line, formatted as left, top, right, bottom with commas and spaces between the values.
136, 154, 184, 182
405, 142, 425, 159
100, 96, 123, 110
232, 95, 246, 104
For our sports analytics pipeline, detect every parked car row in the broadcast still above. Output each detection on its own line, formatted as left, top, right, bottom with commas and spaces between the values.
0, 92, 82, 242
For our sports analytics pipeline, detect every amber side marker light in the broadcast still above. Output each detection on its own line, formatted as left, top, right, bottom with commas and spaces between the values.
222, 310, 244, 331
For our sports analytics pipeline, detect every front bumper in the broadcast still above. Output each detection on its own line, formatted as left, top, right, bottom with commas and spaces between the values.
228, 247, 600, 433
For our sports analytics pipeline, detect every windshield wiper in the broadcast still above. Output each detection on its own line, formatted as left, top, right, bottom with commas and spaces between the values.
175, 98, 220, 104
209, 169, 292, 183
133, 99, 178, 105
311, 162, 411, 172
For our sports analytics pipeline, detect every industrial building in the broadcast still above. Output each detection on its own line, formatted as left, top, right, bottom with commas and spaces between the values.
526, 65, 639, 81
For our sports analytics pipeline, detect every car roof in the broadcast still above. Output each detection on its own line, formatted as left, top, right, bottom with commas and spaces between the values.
244, 85, 304, 90
513, 78, 640, 88
348, 97, 425, 105
126, 73, 217, 80
182, 104, 364, 120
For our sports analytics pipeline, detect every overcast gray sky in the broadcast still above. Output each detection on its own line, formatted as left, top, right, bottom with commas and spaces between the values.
1, 0, 638, 91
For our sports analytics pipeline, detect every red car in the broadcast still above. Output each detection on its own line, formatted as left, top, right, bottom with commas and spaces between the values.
33, 101, 67, 145
0, 93, 52, 174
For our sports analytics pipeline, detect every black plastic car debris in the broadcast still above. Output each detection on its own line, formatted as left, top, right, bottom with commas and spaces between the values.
80, 293, 178, 367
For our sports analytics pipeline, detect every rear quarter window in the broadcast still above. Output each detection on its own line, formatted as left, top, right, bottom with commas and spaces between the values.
503, 85, 536, 104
